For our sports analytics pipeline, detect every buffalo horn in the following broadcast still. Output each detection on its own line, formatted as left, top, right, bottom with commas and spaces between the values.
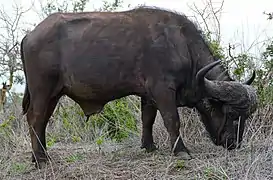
196, 60, 221, 84
243, 71, 256, 85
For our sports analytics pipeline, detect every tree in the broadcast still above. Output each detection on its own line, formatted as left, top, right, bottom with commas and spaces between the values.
188, 0, 230, 71
188, 0, 262, 83
0, 3, 31, 89
0, 1, 33, 112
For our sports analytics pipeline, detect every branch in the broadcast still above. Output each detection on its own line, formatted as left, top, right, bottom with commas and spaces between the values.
263, 11, 273, 20
208, 0, 224, 42
0, 1, 31, 83
7, 42, 19, 55
228, 43, 235, 60
228, 43, 239, 68
187, 0, 224, 44
189, 3, 211, 33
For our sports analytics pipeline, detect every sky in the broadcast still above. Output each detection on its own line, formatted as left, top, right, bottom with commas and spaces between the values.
0, 0, 272, 93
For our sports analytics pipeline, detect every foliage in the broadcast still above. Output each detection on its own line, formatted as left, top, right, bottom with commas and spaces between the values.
203, 167, 228, 180
45, 95, 139, 146
255, 40, 273, 105
100, 0, 123, 11
41, 0, 123, 15
9, 162, 28, 175
200, 7, 273, 105
174, 160, 185, 170
205, 35, 273, 105
72, 0, 89, 12
91, 97, 139, 142
0, 115, 16, 142
41, 0, 89, 15
65, 153, 84, 163
262, 40, 273, 86
205, 32, 225, 60
264, 12, 273, 20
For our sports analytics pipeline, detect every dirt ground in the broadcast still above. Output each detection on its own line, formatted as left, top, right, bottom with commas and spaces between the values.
1, 106, 272, 180
2, 135, 272, 180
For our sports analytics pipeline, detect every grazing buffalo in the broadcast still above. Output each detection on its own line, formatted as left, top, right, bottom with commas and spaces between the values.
20, 6, 258, 168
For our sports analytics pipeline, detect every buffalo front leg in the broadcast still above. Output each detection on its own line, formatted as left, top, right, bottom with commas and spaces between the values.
152, 85, 191, 156
140, 97, 157, 152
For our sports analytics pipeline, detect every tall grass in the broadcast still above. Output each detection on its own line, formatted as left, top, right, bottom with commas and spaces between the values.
0, 94, 272, 179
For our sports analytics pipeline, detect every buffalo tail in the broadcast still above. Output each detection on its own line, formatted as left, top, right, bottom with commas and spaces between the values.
21, 35, 30, 115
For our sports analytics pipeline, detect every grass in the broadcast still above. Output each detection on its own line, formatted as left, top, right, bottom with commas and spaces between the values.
0, 96, 272, 180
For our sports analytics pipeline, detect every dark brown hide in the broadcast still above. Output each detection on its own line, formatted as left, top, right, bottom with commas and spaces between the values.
20, 6, 257, 168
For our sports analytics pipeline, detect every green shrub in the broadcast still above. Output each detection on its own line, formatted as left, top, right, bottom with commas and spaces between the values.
91, 96, 139, 142
49, 96, 140, 144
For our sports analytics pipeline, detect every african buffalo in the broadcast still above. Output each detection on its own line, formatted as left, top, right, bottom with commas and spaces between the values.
20, 6, 258, 168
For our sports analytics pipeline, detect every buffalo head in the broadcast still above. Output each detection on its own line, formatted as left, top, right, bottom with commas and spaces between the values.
195, 60, 258, 150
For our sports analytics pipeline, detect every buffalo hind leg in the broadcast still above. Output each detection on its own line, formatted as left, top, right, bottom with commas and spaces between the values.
27, 96, 60, 168
140, 97, 157, 152
152, 84, 191, 156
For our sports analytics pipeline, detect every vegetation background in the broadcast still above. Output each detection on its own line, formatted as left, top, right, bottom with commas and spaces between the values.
0, 0, 272, 179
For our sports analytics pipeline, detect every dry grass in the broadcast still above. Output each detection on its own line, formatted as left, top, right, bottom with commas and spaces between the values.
0, 99, 272, 180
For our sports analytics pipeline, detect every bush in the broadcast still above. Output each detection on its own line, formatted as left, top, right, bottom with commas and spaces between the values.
91, 96, 139, 142
46, 95, 140, 145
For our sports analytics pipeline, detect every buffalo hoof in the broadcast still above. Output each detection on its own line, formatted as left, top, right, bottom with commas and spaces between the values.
141, 143, 157, 152
35, 161, 48, 169
172, 138, 192, 159
31, 152, 50, 169
175, 151, 192, 160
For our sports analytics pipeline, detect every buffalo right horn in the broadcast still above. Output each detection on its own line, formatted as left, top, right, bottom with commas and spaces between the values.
196, 60, 221, 84
243, 71, 256, 85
